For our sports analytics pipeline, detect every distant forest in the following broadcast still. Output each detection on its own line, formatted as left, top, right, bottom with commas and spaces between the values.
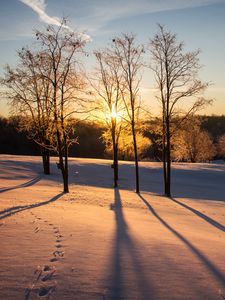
1, 115, 225, 162
0, 116, 105, 158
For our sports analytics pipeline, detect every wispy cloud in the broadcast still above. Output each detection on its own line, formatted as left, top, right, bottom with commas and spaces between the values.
19, 0, 92, 41
93, 0, 225, 20
70, 0, 225, 32
18, 0, 225, 36
19, 0, 65, 27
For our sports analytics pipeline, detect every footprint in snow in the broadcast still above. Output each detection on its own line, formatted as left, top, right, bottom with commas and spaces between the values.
38, 285, 56, 297
53, 250, 64, 257
43, 265, 52, 272
41, 270, 56, 282
56, 234, 63, 238
50, 257, 58, 262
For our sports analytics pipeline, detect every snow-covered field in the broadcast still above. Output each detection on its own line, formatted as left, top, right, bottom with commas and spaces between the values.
0, 155, 225, 300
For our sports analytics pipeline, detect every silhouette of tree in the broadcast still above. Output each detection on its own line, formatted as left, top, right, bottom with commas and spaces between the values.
150, 25, 212, 196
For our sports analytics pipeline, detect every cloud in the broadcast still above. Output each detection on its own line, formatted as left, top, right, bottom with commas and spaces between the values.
70, 0, 225, 32
17, 0, 225, 34
19, 0, 91, 41
95, 0, 225, 19
19, 0, 66, 27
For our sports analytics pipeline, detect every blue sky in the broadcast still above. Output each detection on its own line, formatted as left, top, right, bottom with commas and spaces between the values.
0, 0, 225, 116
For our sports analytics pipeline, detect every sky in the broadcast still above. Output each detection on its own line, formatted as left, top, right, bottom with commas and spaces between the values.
0, 0, 225, 116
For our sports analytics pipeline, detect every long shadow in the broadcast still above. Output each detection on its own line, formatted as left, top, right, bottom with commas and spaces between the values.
171, 197, 225, 233
71, 160, 225, 201
139, 194, 225, 286
0, 192, 64, 220
2, 157, 225, 201
108, 188, 153, 299
0, 176, 41, 194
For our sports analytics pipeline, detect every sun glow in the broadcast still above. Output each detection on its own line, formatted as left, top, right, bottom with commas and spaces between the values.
111, 110, 117, 119
104, 106, 125, 122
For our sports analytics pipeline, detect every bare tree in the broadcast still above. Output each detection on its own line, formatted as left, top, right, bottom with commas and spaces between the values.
92, 49, 125, 187
2, 20, 88, 192
112, 34, 145, 193
150, 25, 211, 197
2, 48, 53, 174
34, 21, 88, 193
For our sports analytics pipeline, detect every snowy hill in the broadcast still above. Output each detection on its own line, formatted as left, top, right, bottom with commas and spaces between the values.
0, 155, 224, 299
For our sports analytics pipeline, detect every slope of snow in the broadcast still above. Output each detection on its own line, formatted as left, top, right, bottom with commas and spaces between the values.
0, 155, 224, 300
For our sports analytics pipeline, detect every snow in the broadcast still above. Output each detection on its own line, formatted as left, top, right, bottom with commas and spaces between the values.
0, 155, 225, 299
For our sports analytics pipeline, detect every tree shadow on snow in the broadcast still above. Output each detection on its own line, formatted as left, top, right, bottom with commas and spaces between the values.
1, 157, 225, 202
70, 161, 225, 202
0, 176, 41, 194
139, 164, 225, 202
170, 197, 225, 233
0, 192, 64, 220
138, 194, 225, 287
0, 159, 43, 178
106, 188, 154, 299
168, 166, 225, 202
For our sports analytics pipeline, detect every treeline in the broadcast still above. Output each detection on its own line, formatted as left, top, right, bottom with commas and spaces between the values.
1, 115, 225, 161
145, 115, 225, 163
0, 116, 105, 158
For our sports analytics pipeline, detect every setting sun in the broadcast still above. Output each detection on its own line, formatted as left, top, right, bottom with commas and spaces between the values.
111, 110, 117, 119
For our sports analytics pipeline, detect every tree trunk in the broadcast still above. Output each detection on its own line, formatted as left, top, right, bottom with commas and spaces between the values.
132, 123, 140, 194
165, 117, 171, 197
63, 144, 69, 193
58, 152, 69, 194
162, 120, 167, 195
56, 128, 69, 193
112, 129, 118, 187
114, 144, 119, 187
41, 147, 50, 175
165, 151, 171, 197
